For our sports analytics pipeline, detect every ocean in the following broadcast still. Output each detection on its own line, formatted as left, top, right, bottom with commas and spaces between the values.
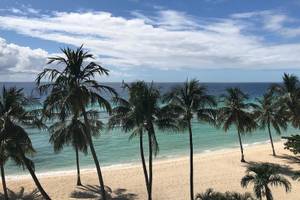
0, 82, 297, 176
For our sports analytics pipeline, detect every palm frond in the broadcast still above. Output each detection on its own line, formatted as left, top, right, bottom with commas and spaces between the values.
241, 163, 291, 200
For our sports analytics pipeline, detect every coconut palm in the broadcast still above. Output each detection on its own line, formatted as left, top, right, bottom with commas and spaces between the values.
109, 81, 177, 200
218, 87, 257, 162
222, 192, 256, 200
109, 90, 150, 198
255, 91, 288, 156
163, 79, 216, 200
36, 46, 117, 200
195, 188, 255, 200
48, 110, 103, 186
271, 73, 300, 128
0, 140, 9, 200
0, 87, 50, 200
241, 163, 291, 200
195, 188, 224, 200
49, 114, 86, 186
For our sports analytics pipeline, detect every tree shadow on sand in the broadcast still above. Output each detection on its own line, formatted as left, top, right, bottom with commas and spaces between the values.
276, 154, 300, 165
0, 187, 42, 200
246, 161, 297, 177
70, 185, 137, 200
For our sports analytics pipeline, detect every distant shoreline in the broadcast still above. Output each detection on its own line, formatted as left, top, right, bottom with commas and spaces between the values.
7, 139, 278, 180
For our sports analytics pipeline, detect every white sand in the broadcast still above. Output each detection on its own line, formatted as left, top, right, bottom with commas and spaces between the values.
4, 142, 300, 200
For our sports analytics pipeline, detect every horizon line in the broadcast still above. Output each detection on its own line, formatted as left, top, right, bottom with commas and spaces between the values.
0, 81, 282, 83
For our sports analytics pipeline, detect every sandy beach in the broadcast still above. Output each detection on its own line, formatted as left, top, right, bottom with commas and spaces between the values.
4, 141, 300, 200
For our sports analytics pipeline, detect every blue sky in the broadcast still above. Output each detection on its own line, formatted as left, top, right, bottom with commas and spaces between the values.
1, 0, 300, 82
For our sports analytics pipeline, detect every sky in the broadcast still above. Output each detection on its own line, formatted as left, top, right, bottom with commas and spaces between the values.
1, 0, 300, 82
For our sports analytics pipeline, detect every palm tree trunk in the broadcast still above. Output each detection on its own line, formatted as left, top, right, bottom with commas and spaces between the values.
81, 108, 107, 200
75, 146, 82, 186
18, 147, 51, 200
88, 137, 106, 200
237, 130, 245, 162
139, 131, 150, 197
267, 123, 276, 156
147, 132, 153, 200
188, 120, 194, 200
1, 164, 8, 200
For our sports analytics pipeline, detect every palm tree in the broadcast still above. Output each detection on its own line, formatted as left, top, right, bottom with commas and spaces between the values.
218, 87, 257, 162
0, 140, 8, 200
222, 192, 256, 200
0, 126, 11, 200
195, 188, 224, 200
48, 110, 103, 186
163, 79, 216, 200
109, 91, 149, 198
109, 81, 177, 200
195, 188, 255, 200
36, 46, 116, 200
255, 91, 288, 156
271, 73, 300, 128
0, 87, 50, 200
241, 163, 291, 200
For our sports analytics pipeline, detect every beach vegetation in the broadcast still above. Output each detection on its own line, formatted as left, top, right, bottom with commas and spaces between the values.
195, 188, 255, 200
36, 45, 117, 200
0, 87, 50, 200
271, 73, 300, 128
218, 88, 257, 162
283, 135, 300, 155
241, 163, 291, 200
48, 111, 103, 186
109, 81, 178, 200
163, 79, 217, 200
255, 90, 288, 156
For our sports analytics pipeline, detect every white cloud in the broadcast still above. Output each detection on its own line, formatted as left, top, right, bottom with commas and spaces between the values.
231, 10, 270, 19
0, 38, 129, 81
264, 14, 287, 31
26, 7, 40, 15
204, 0, 228, 4
232, 10, 300, 38
0, 9, 300, 80
0, 5, 40, 16
0, 8, 25, 15
0, 38, 48, 79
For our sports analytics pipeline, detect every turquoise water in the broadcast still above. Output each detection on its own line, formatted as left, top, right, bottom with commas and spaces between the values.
1, 82, 297, 175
